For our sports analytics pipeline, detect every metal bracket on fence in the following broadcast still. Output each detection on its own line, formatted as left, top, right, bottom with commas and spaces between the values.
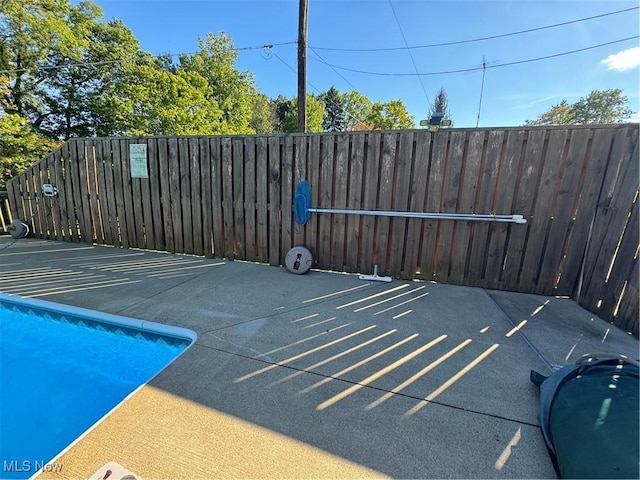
42, 184, 58, 197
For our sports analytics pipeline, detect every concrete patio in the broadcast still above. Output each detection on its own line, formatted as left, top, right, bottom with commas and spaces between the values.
1, 238, 638, 479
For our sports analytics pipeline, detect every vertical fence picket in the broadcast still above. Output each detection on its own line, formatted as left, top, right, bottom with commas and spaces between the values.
6, 180, 19, 224
305, 135, 321, 264
373, 133, 397, 275
281, 136, 294, 259
41, 158, 53, 238
317, 134, 334, 268
255, 136, 268, 263
600, 198, 639, 320
101, 141, 119, 246
133, 138, 152, 250
209, 137, 224, 257
434, 130, 464, 283
579, 127, 634, 306
67, 141, 85, 242
190, 137, 203, 256
450, 130, 484, 284
110, 139, 127, 247
121, 139, 140, 248
146, 138, 163, 251
292, 136, 308, 249
388, 132, 413, 276
55, 147, 70, 242
582, 132, 639, 314
43, 154, 58, 239
519, 129, 567, 291
268, 136, 281, 265
403, 131, 431, 278
78, 141, 95, 243
345, 133, 365, 272
221, 137, 234, 259
418, 131, 447, 281
157, 138, 173, 252
467, 131, 504, 285
31, 161, 45, 238
536, 128, 590, 295
95, 140, 111, 245
483, 130, 533, 288
0, 192, 11, 233
88, 141, 102, 243
15, 173, 27, 225
178, 138, 193, 254
557, 128, 614, 295
615, 252, 639, 335
17, 165, 30, 234
331, 135, 349, 271
199, 137, 213, 257
168, 138, 183, 253
243, 137, 257, 261
232, 137, 245, 259
497, 130, 540, 290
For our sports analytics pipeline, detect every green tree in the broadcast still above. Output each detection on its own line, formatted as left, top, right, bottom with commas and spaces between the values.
320, 86, 346, 132
97, 32, 261, 136
428, 87, 452, 125
1, 0, 142, 139
366, 99, 414, 130
248, 93, 276, 134
178, 32, 256, 134
525, 99, 573, 126
0, 113, 59, 189
275, 95, 325, 133
525, 89, 633, 126
341, 90, 373, 130
270, 95, 292, 133
1, 0, 75, 119
103, 56, 224, 136
43, 13, 142, 138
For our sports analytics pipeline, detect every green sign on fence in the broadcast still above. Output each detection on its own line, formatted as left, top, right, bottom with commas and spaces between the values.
129, 144, 148, 178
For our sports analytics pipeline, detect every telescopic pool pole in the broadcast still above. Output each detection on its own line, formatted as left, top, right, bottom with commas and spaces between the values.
293, 180, 527, 283
293, 180, 527, 226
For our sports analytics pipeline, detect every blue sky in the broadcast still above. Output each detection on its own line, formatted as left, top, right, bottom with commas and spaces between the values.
92, 0, 639, 128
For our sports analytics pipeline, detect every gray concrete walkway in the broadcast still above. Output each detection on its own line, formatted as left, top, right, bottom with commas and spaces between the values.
1, 238, 638, 479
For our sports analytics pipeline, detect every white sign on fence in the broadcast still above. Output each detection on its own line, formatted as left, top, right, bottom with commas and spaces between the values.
129, 144, 148, 178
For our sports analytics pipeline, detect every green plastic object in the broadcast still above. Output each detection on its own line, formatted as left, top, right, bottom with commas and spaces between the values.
531, 355, 639, 479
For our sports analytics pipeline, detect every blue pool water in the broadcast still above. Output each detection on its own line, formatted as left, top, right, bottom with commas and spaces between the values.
0, 295, 195, 479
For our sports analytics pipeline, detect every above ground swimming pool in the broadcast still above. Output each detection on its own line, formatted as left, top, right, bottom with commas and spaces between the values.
0, 293, 196, 479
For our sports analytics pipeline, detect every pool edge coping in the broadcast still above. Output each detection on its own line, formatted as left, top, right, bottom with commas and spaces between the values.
0, 292, 198, 344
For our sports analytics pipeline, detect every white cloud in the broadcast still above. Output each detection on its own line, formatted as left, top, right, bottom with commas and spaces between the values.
629, 112, 640, 123
601, 47, 640, 71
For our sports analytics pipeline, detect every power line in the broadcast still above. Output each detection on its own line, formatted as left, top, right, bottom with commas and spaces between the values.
309, 47, 359, 91
272, 50, 322, 94
0, 41, 298, 76
309, 6, 638, 52
308, 36, 639, 76
271, 50, 367, 127
1, 58, 123, 75
388, 0, 430, 107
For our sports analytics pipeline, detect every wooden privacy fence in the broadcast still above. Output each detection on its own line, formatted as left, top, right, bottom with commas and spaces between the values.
6, 124, 639, 335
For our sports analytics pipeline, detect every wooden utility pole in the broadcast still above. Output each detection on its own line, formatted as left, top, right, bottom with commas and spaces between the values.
297, 0, 308, 133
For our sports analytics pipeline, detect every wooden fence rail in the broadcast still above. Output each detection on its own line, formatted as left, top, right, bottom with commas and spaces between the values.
6, 124, 639, 335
